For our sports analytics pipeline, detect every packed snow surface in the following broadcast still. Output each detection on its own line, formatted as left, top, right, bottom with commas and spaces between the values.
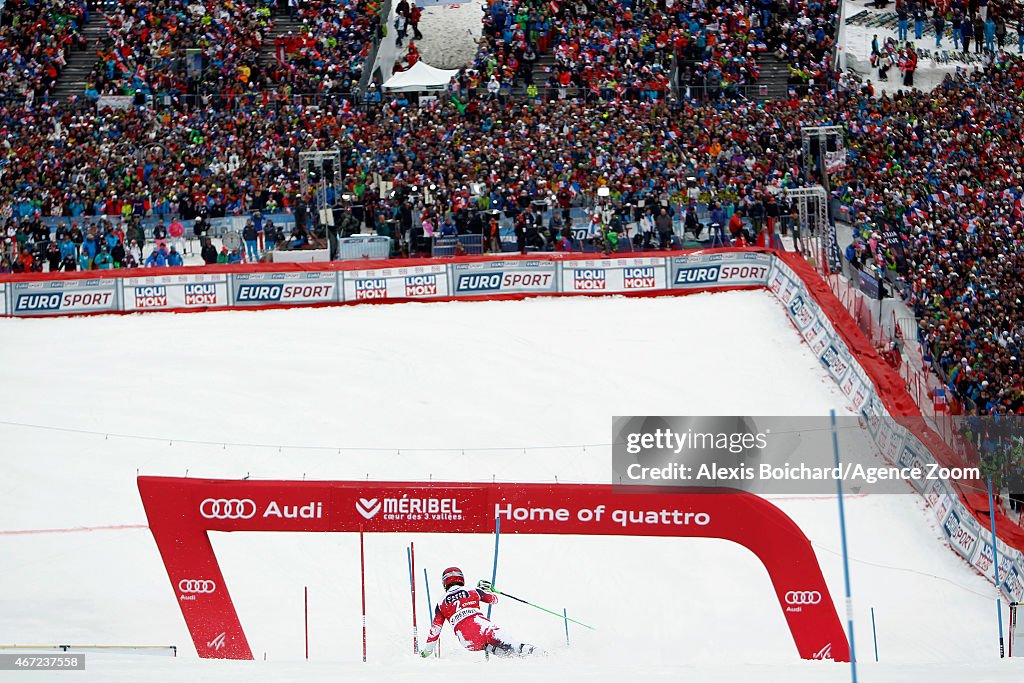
0, 292, 1020, 681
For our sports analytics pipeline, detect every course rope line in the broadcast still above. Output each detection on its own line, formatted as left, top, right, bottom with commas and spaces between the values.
0, 418, 867, 454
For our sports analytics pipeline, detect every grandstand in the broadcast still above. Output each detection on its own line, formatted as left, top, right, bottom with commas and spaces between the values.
0, 0, 1021, 416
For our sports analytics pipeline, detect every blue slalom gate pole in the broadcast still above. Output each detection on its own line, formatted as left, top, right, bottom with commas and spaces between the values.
986, 476, 1006, 658
831, 410, 858, 682
487, 515, 501, 619
423, 567, 437, 658
870, 608, 878, 662
423, 567, 433, 619
564, 608, 570, 647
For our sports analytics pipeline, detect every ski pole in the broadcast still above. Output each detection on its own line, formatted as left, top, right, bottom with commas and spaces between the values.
487, 515, 501, 619
423, 567, 438, 657
493, 589, 595, 630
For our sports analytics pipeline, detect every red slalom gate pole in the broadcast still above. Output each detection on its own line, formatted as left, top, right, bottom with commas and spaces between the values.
304, 586, 309, 660
409, 542, 419, 654
360, 528, 367, 663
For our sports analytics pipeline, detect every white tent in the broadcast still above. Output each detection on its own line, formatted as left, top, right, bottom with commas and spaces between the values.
382, 60, 458, 92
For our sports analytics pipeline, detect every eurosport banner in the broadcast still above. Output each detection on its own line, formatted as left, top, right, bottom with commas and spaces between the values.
669, 251, 772, 290
138, 476, 850, 662
230, 271, 338, 307
895, 442, 932, 494
341, 264, 449, 301
941, 506, 981, 561
11, 278, 118, 316
561, 257, 668, 293
122, 273, 229, 311
449, 259, 557, 296
1003, 564, 1024, 602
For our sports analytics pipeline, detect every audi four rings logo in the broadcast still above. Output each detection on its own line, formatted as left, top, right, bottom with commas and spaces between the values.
178, 579, 217, 594
785, 591, 822, 605
200, 498, 257, 519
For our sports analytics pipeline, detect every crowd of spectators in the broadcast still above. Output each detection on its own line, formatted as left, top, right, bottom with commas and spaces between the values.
80, 0, 380, 101
834, 53, 1024, 415
470, 0, 838, 101
87, 0, 270, 99
473, 0, 708, 99
0, 211, 296, 271
0, 0, 1022, 412
266, 0, 381, 96
0, 0, 88, 96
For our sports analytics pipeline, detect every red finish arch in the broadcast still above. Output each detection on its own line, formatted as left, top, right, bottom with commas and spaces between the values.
138, 476, 850, 662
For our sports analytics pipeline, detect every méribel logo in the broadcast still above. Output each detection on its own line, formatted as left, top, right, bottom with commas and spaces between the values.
356, 498, 381, 520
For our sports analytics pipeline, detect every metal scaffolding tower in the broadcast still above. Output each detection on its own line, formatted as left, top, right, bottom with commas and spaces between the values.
801, 125, 845, 184
786, 185, 840, 272
298, 150, 343, 209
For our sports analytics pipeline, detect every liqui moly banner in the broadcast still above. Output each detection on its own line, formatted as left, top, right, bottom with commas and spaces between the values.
342, 264, 449, 301
11, 278, 118, 316
669, 252, 772, 289
971, 538, 1024, 602
837, 366, 873, 414
122, 273, 229, 311
231, 271, 338, 307
768, 258, 802, 306
139, 476, 850, 662
449, 260, 557, 296
561, 258, 668, 293
800, 317, 831, 357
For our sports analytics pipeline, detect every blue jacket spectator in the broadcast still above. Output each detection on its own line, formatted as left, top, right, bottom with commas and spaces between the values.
59, 238, 76, 261
83, 234, 99, 259
94, 248, 113, 270
145, 248, 167, 267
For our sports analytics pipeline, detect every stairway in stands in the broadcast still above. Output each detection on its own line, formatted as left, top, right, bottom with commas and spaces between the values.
49, 8, 303, 101
49, 21, 107, 101
755, 54, 792, 101
259, 14, 304, 72
530, 51, 557, 88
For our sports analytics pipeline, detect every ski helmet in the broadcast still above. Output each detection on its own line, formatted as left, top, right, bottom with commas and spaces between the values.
442, 566, 465, 590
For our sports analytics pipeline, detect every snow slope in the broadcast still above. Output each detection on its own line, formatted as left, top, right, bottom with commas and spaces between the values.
841, 0, 996, 95
0, 292, 1020, 681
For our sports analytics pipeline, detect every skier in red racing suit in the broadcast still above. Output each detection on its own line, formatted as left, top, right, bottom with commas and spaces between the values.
419, 566, 539, 658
